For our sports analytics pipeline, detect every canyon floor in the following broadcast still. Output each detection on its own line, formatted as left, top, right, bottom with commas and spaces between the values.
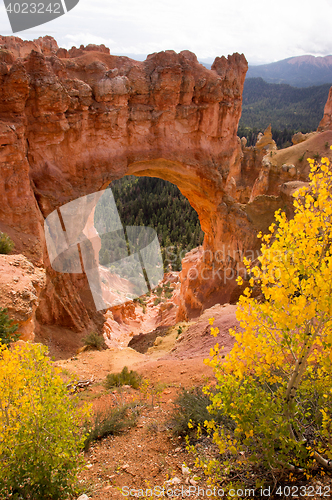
55, 303, 238, 499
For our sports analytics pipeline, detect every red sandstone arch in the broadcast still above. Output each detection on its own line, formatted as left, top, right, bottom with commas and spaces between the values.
0, 36, 269, 333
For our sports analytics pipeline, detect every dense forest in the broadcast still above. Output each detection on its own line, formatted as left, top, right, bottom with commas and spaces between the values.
239, 78, 330, 147
95, 176, 204, 272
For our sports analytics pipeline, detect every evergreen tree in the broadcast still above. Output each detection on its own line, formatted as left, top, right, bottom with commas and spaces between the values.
95, 176, 204, 272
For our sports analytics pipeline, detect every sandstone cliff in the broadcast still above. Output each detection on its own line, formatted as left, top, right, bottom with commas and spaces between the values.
0, 254, 45, 341
318, 86, 332, 131
0, 35, 326, 342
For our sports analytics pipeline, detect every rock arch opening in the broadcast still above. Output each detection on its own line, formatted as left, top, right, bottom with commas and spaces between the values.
102, 173, 204, 274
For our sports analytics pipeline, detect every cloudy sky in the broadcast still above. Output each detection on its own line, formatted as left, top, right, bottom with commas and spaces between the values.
0, 0, 332, 65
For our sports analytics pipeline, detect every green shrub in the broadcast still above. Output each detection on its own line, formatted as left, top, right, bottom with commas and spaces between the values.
0, 343, 90, 499
0, 232, 14, 254
82, 330, 105, 350
105, 366, 142, 390
176, 325, 183, 338
169, 387, 231, 437
83, 403, 139, 451
0, 307, 20, 345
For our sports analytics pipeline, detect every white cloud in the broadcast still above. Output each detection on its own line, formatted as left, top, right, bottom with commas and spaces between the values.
0, 0, 331, 64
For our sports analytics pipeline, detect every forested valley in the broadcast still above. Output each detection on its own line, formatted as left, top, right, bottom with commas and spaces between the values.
96, 176, 204, 272
239, 77, 330, 147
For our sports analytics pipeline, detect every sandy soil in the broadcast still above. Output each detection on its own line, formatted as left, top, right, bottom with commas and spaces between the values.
54, 304, 241, 499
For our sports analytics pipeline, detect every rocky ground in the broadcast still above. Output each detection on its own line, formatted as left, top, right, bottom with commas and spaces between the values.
55, 300, 332, 500
55, 303, 239, 500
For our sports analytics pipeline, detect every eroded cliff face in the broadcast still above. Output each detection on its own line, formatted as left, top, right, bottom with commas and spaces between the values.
0, 35, 314, 334
318, 86, 332, 131
0, 254, 45, 341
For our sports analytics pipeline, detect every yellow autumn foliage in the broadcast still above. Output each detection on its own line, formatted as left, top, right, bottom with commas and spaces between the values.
203, 154, 332, 483
0, 342, 90, 499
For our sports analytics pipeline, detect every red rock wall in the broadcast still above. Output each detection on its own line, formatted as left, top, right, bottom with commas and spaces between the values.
0, 35, 270, 329
318, 86, 332, 131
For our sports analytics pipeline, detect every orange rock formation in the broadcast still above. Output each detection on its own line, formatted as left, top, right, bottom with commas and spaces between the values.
0, 255, 45, 341
318, 86, 332, 131
0, 35, 316, 335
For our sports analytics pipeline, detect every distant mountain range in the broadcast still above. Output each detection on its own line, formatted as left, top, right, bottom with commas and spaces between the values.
246, 55, 332, 87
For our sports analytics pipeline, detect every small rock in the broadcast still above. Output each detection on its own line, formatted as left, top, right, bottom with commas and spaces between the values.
282, 163, 297, 177
77, 495, 89, 500
182, 464, 190, 475
190, 478, 198, 486
154, 336, 163, 346
292, 131, 308, 145
174, 446, 181, 452
166, 477, 181, 485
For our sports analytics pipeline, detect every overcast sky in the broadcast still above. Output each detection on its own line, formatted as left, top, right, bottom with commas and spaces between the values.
1, 0, 332, 65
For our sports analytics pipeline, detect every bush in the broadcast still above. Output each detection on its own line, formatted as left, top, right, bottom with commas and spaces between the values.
82, 330, 105, 350
0, 343, 90, 499
0, 307, 20, 345
83, 403, 139, 451
170, 387, 214, 436
0, 232, 14, 254
169, 386, 232, 437
203, 155, 332, 483
105, 366, 142, 390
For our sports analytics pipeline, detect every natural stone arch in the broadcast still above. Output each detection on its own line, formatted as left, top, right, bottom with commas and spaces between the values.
124, 157, 252, 317
0, 35, 279, 333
